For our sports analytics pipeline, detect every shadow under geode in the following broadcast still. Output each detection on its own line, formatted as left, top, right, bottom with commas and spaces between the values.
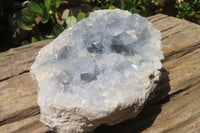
94, 68, 170, 133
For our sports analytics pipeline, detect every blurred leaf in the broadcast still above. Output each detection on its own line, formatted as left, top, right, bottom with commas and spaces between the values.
31, 36, 38, 43
143, 0, 148, 4
65, 16, 77, 28
45, 34, 56, 39
17, 20, 32, 31
82, 0, 91, 4
104, 3, 110, 9
130, 8, 137, 13
28, 2, 43, 15
21, 40, 29, 45
39, 3, 45, 9
140, 5, 146, 11
50, 3, 57, 14
77, 12, 86, 21
137, 0, 142, 6
22, 9, 36, 22
97, 0, 102, 4
41, 17, 49, 24
108, 5, 116, 9
39, 36, 44, 40
81, 3, 91, 7
100, 5, 108, 9
44, 0, 51, 12
22, 16, 34, 22
53, 24, 64, 36
55, 0, 60, 8
93, 7, 101, 11
120, 0, 125, 9
190, 11, 195, 16
133, 0, 137, 5
86, 13, 89, 17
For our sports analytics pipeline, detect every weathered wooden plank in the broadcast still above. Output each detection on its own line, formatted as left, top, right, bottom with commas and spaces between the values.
0, 115, 49, 133
142, 82, 200, 133
161, 22, 200, 57
165, 47, 200, 95
94, 79, 200, 133
147, 14, 168, 22
160, 21, 188, 40
0, 39, 53, 81
0, 73, 39, 126
152, 16, 183, 33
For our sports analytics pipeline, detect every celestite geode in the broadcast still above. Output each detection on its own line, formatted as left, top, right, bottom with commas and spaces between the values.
31, 9, 164, 133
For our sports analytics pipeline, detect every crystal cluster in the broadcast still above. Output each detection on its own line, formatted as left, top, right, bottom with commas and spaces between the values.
31, 9, 163, 133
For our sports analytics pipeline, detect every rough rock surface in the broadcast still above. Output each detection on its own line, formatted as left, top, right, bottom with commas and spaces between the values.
30, 9, 163, 133
0, 14, 200, 133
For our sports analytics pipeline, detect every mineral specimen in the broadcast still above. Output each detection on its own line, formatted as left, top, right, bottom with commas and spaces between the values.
31, 9, 164, 133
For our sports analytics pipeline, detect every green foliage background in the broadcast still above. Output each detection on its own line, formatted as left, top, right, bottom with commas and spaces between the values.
18, 0, 200, 45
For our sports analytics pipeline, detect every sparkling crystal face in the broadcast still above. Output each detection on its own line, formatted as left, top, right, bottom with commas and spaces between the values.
31, 9, 163, 117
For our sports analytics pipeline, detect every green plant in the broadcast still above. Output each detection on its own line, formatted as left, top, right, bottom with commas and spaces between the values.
175, 2, 195, 19
175, 0, 200, 24
48, 16, 78, 38
81, 0, 114, 11
77, 12, 89, 21
82, 0, 148, 14
146, 0, 162, 15
18, 0, 61, 44
66, 16, 77, 28
112, 0, 148, 13
190, 0, 200, 24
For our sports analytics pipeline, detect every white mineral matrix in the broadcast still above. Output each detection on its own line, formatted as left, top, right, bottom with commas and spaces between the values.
31, 9, 164, 133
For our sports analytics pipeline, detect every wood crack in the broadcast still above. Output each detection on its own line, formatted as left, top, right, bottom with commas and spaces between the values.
160, 23, 182, 33
0, 70, 30, 82
0, 106, 40, 126
149, 16, 169, 23
163, 41, 200, 62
